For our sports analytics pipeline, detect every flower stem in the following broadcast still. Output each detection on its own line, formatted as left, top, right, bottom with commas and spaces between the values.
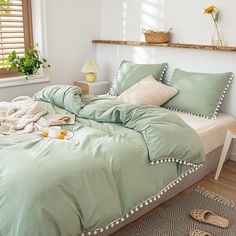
211, 13, 223, 46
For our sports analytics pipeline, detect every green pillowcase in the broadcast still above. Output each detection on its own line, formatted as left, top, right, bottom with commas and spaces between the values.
110, 60, 168, 96
163, 69, 234, 119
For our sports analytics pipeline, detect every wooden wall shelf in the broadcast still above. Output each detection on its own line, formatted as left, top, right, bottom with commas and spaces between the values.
92, 40, 236, 52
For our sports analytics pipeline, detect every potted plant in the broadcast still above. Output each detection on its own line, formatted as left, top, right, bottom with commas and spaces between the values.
1, 45, 51, 79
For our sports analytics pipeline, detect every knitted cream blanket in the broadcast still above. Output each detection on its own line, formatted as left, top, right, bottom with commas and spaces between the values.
0, 96, 47, 134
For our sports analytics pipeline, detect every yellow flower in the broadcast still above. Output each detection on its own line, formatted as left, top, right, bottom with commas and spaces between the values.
204, 5, 216, 14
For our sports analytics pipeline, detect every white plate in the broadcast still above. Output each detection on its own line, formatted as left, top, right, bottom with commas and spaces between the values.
39, 130, 74, 140
63, 131, 74, 140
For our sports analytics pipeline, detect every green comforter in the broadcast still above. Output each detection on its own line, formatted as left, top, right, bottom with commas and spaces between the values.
0, 85, 205, 236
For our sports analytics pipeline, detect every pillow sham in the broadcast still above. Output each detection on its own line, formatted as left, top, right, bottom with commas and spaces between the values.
118, 75, 178, 106
163, 69, 234, 119
110, 60, 168, 96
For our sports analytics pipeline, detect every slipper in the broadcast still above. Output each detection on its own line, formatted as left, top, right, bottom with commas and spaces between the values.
190, 209, 229, 228
189, 229, 213, 236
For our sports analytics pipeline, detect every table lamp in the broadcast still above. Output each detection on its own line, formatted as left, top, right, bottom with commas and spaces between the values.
81, 59, 100, 82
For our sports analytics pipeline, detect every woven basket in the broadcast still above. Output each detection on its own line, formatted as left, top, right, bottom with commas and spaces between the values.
143, 28, 172, 44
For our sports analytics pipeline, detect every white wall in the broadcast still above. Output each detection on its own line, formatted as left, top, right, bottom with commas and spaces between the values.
101, 0, 235, 44
98, 0, 236, 116
0, 0, 101, 101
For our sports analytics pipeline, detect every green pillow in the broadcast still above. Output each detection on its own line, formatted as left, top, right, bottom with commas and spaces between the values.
110, 60, 168, 96
163, 69, 234, 119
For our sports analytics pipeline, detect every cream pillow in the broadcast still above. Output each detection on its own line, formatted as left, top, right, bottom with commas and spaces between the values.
118, 75, 178, 106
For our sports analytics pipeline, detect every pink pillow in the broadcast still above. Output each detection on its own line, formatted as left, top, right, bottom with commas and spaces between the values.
118, 75, 178, 106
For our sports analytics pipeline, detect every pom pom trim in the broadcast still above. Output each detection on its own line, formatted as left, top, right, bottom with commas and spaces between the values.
81, 161, 203, 235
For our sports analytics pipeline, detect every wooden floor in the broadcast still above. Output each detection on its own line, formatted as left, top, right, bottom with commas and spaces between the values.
112, 160, 236, 235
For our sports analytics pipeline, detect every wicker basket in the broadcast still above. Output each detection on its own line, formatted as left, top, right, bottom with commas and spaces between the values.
142, 28, 172, 44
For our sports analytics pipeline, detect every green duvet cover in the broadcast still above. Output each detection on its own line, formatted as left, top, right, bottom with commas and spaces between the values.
0, 85, 205, 236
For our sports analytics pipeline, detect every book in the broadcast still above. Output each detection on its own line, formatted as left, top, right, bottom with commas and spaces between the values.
47, 114, 76, 126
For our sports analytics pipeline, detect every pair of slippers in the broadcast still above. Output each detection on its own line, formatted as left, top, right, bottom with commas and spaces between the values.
189, 209, 230, 236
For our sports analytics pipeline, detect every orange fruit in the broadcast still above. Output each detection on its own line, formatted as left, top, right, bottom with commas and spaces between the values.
41, 131, 48, 137
57, 134, 65, 140
61, 130, 68, 136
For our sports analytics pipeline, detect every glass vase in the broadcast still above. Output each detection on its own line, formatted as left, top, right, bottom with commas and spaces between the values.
211, 25, 225, 47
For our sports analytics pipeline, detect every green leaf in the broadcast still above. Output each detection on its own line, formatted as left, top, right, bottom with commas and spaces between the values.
215, 10, 220, 22
2, 44, 51, 76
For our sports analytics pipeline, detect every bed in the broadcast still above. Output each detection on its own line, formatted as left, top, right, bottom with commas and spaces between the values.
94, 96, 236, 236
0, 86, 235, 236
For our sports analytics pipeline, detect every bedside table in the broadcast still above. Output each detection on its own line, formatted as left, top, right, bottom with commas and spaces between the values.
74, 80, 110, 96
215, 126, 236, 180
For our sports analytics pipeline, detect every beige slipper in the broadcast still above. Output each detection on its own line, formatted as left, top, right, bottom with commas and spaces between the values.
189, 229, 213, 236
190, 209, 229, 228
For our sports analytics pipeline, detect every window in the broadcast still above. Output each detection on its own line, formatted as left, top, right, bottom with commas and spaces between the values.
0, 0, 33, 77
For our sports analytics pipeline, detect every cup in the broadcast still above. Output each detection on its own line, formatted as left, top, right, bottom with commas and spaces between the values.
48, 126, 61, 138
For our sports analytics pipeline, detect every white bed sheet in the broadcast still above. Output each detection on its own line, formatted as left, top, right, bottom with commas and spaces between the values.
98, 95, 236, 155
175, 112, 236, 154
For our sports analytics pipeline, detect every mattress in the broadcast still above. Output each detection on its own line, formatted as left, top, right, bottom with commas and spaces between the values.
98, 95, 236, 155
175, 112, 236, 154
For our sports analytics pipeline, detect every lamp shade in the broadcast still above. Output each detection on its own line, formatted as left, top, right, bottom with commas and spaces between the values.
81, 59, 100, 73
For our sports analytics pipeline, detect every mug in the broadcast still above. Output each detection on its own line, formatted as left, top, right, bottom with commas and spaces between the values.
48, 126, 61, 138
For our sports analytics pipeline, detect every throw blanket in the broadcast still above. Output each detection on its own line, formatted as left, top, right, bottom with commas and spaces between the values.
0, 96, 47, 134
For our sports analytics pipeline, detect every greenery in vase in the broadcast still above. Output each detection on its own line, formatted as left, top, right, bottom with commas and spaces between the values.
1, 45, 51, 79
204, 5, 223, 47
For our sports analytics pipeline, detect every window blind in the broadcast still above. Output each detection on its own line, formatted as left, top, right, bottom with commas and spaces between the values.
0, 0, 33, 76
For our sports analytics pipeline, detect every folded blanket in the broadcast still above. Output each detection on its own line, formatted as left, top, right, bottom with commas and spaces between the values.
0, 96, 47, 134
